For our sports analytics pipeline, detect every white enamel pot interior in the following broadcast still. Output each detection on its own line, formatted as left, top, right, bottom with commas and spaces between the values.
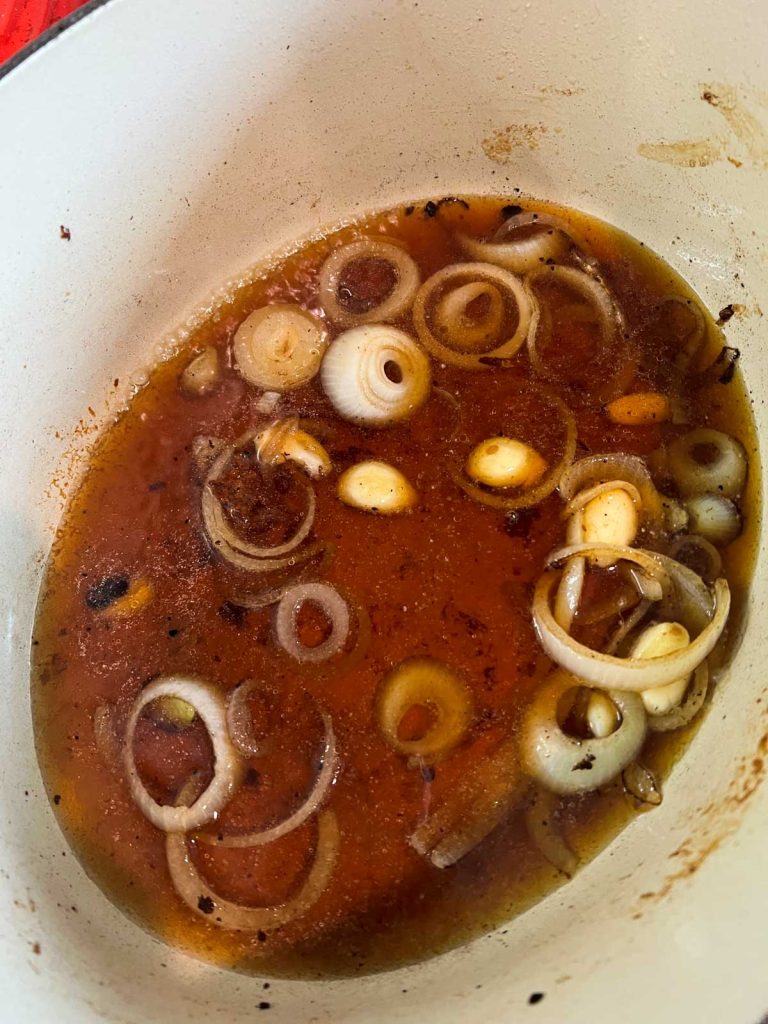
0, 0, 766, 1021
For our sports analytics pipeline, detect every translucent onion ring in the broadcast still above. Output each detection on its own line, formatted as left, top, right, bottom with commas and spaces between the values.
660, 294, 708, 372
275, 582, 351, 664
520, 671, 647, 795
647, 661, 709, 733
226, 679, 277, 758
124, 677, 242, 832
201, 708, 337, 848
166, 809, 339, 931
457, 212, 584, 274
451, 391, 577, 510
202, 442, 316, 561
553, 556, 585, 632
524, 786, 579, 876
532, 568, 730, 693
318, 237, 421, 327
412, 262, 533, 369
667, 534, 723, 585
559, 452, 664, 527
377, 656, 473, 760
434, 281, 505, 350
525, 265, 621, 377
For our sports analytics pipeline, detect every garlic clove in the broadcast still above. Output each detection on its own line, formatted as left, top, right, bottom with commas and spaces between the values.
338, 460, 417, 514
466, 436, 547, 489
181, 346, 220, 396
632, 622, 692, 716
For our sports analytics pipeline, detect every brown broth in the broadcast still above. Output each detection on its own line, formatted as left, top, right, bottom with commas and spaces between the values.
31, 196, 760, 978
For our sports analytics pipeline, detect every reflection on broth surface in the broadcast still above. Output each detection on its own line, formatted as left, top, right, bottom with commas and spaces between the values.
32, 196, 759, 977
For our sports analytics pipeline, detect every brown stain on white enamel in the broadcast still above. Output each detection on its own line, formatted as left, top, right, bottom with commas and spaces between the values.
637, 138, 726, 168
638, 83, 768, 170
482, 123, 550, 164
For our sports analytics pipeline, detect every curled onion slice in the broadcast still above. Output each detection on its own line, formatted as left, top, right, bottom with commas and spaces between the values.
410, 736, 527, 868
318, 237, 420, 327
521, 671, 647, 795
661, 295, 708, 372
554, 556, 585, 632
412, 262, 533, 369
532, 567, 730, 692
166, 810, 339, 931
457, 212, 585, 274
452, 391, 576, 510
559, 452, 663, 525
647, 661, 709, 733
203, 708, 337, 848
667, 534, 723, 585
275, 582, 350, 663
435, 281, 505, 349
201, 441, 317, 572
377, 657, 473, 760
321, 324, 431, 426
233, 304, 327, 391
668, 428, 747, 499
226, 679, 277, 758
525, 786, 579, 876
525, 266, 621, 378
124, 677, 242, 832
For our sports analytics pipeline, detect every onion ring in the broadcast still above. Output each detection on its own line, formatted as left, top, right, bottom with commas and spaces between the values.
275, 582, 351, 664
667, 428, 747, 499
124, 677, 242, 832
412, 262, 533, 369
318, 237, 421, 326
457, 211, 587, 273
166, 809, 339, 931
520, 671, 647, 794
647, 661, 709, 733
532, 569, 729, 693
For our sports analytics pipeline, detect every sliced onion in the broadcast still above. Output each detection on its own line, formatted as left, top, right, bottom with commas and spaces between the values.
520, 671, 647, 795
321, 324, 431, 426
525, 787, 579, 876
622, 762, 662, 805
233, 304, 327, 392
275, 582, 350, 663
166, 810, 339, 931
192, 435, 227, 478
667, 534, 723, 585
207, 535, 326, 575
685, 493, 742, 547
202, 440, 317, 569
435, 281, 505, 349
559, 453, 663, 526
647, 661, 709, 733
563, 480, 642, 519
604, 599, 653, 656
318, 237, 420, 327
532, 567, 730, 692
255, 417, 332, 479
225, 679, 277, 758
410, 736, 527, 867
554, 556, 585, 632
628, 567, 664, 603
668, 428, 747, 499
202, 709, 337, 848
412, 262, 533, 369
661, 295, 708, 372
124, 677, 242, 832
525, 265, 621, 377
377, 657, 473, 760
457, 212, 584, 273
452, 391, 576, 510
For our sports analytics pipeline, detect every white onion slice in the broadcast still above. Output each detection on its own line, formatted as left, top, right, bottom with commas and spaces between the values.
275, 582, 350, 663
166, 810, 339, 931
225, 679, 276, 758
412, 262, 533, 369
554, 556, 585, 632
525, 265, 621, 377
202, 709, 337, 848
532, 569, 730, 692
668, 428, 748, 499
435, 281, 505, 349
647, 661, 709, 733
559, 453, 663, 526
318, 237, 420, 327
124, 677, 242, 832
457, 212, 583, 273
321, 324, 431, 426
233, 304, 327, 392
685, 493, 742, 547
521, 671, 647, 795
525, 787, 579, 876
